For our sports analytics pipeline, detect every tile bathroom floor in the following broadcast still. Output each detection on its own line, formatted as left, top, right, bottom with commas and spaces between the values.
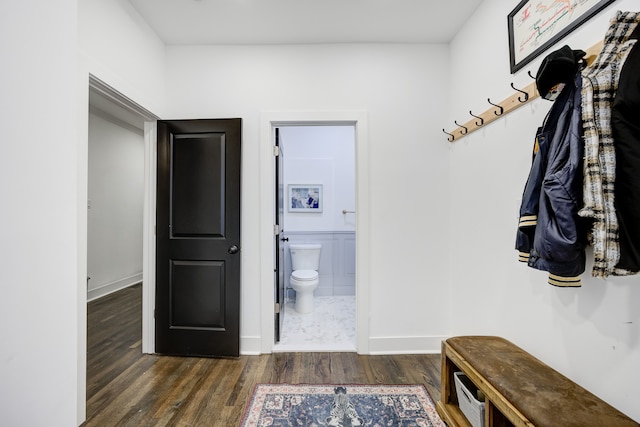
273, 295, 356, 352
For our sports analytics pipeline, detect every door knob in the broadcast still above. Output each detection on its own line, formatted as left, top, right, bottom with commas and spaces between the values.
228, 245, 239, 254
281, 237, 289, 242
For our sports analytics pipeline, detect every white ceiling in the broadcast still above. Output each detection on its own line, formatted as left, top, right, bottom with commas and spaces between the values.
128, 0, 484, 45
90, 1, 484, 125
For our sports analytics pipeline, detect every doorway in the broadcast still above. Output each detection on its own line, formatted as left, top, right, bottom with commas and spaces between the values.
274, 125, 357, 352
258, 111, 370, 355
87, 76, 158, 356
85, 76, 159, 413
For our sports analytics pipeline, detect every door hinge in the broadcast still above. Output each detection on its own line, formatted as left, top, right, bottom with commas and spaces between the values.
275, 303, 280, 314
273, 145, 280, 156
274, 224, 280, 235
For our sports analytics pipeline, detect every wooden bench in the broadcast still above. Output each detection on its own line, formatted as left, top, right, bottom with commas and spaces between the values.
436, 336, 639, 427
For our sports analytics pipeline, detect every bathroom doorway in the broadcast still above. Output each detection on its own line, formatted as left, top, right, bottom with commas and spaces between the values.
273, 124, 357, 352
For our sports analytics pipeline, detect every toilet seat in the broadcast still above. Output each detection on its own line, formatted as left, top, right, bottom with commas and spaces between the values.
291, 269, 318, 281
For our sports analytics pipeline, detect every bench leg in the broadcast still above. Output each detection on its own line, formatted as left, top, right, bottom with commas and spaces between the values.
440, 341, 457, 406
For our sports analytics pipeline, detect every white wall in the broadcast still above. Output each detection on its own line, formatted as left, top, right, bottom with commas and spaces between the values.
448, 0, 640, 420
165, 43, 452, 354
88, 112, 144, 301
0, 1, 81, 425
281, 125, 355, 232
78, 0, 167, 116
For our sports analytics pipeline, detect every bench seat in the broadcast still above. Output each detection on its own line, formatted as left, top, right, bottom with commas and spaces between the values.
437, 336, 638, 427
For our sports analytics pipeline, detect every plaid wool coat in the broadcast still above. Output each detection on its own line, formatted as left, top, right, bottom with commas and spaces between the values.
579, 11, 640, 278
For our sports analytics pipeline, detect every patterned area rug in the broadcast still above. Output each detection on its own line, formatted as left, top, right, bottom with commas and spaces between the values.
240, 384, 446, 426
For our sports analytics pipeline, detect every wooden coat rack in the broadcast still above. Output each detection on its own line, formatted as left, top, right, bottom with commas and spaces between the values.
444, 40, 604, 142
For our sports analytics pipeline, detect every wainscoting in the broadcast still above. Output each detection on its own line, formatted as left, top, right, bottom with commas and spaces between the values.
283, 231, 355, 299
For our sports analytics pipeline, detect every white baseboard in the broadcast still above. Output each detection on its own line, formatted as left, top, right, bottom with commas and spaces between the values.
240, 335, 448, 355
367, 335, 447, 355
87, 273, 143, 302
240, 336, 263, 355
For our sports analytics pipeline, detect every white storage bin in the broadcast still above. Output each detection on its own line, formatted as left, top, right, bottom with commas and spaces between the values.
454, 371, 485, 427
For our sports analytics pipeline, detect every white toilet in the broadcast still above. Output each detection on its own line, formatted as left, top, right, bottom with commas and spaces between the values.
289, 243, 321, 314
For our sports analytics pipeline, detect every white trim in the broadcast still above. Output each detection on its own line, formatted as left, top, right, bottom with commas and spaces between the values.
89, 75, 158, 122
367, 335, 447, 355
87, 273, 143, 302
240, 336, 263, 355
259, 110, 370, 354
77, 68, 89, 425
142, 121, 157, 354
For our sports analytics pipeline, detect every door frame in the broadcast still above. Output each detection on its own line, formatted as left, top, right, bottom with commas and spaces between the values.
259, 111, 370, 354
142, 120, 157, 354
87, 75, 159, 355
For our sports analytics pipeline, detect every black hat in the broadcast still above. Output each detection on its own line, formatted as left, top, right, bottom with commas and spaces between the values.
536, 45, 586, 100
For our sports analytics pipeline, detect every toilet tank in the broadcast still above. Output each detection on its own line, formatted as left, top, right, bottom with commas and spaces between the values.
290, 244, 322, 271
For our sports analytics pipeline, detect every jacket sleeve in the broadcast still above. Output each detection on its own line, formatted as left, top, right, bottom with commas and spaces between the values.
516, 128, 550, 263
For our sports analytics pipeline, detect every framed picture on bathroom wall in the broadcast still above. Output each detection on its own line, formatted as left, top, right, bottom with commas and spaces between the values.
288, 184, 323, 212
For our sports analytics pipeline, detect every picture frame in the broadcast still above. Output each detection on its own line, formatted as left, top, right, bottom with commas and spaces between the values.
508, 0, 614, 74
288, 185, 323, 213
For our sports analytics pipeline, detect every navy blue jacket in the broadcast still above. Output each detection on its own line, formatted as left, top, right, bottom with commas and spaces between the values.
516, 73, 589, 286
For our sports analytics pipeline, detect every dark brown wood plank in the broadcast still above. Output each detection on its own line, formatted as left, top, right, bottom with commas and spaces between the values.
84, 285, 442, 426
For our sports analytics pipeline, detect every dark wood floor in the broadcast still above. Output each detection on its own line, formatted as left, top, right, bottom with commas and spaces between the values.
85, 284, 443, 426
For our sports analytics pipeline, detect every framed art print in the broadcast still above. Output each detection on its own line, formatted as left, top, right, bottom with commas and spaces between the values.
288, 185, 323, 212
508, 0, 614, 73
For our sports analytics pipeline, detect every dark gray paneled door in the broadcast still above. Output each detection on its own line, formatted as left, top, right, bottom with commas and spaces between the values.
155, 119, 241, 357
